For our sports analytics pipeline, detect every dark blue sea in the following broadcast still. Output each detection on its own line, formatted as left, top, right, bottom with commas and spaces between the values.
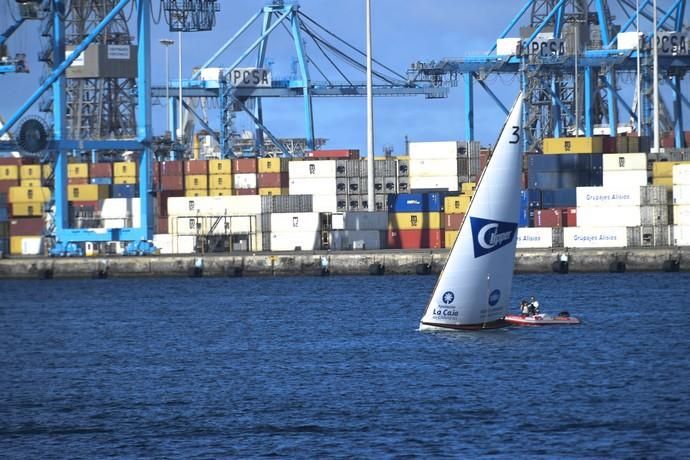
1, 272, 689, 459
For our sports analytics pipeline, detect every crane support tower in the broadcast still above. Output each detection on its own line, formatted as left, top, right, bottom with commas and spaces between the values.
408, 0, 690, 152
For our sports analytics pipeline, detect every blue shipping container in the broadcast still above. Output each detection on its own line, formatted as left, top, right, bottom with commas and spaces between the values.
90, 177, 113, 185
387, 192, 443, 213
527, 153, 595, 172
541, 188, 577, 208
112, 184, 137, 198
518, 191, 529, 227
523, 189, 542, 209
0, 206, 8, 222
528, 171, 598, 189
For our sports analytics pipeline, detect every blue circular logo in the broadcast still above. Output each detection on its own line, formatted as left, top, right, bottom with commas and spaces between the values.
488, 289, 501, 306
442, 291, 454, 304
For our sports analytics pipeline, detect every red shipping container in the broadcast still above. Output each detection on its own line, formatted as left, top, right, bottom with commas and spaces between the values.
257, 172, 289, 188
68, 177, 89, 185
0, 179, 19, 194
155, 190, 184, 217
561, 207, 577, 227
233, 188, 258, 196
307, 149, 360, 159
160, 175, 185, 191
68, 200, 101, 210
661, 134, 675, 148
10, 217, 44, 236
602, 136, 617, 153
89, 163, 113, 178
534, 208, 562, 228
156, 217, 168, 234
443, 213, 464, 230
159, 160, 184, 176
386, 229, 443, 249
232, 158, 258, 174
184, 159, 209, 175
0, 158, 23, 166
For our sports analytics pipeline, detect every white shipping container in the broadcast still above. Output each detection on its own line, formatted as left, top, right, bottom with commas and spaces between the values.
329, 230, 383, 250
496, 37, 522, 55
21, 236, 43, 255
563, 226, 628, 248
408, 141, 460, 160
603, 153, 647, 171
343, 211, 388, 230
409, 158, 459, 177
673, 205, 690, 225
516, 227, 553, 249
409, 175, 459, 192
289, 159, 336, 179
672, 185, 690, 205
672, 164, 690, 185
270, 231, 319, 251
673, 224, 690, 246
233, 173, 257, 189
270, 212, 321, 233
602, 169, 648, 187
103, 218, 129, 229
576, 186, 642, 207
289, 177, 337, 195
168, 215, 259, 236
153, 234, 173, 254
167, 196, 262, 217
101, 198, 131, 219
576, 206, 641, 227
311, 194, 338, 213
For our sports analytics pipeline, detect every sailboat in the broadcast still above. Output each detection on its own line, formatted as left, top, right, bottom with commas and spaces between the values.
419, 93, 523, 331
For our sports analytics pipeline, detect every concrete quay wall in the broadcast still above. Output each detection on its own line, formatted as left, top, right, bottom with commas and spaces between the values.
0, 247, 687, 279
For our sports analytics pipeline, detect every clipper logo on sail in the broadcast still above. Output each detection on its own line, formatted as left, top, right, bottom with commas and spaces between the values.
470, 217, 518, 258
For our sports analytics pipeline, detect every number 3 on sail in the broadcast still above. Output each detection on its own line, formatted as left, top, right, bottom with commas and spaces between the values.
419, 93, 524, 332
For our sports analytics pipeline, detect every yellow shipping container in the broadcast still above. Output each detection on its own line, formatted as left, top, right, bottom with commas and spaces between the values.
68, 163, 89, 178
11, 202, 44, 217
258, 187, 288, 196
8, 186, 52, 203
68, 184, 109, 201
42, 164, 53, 179
20, 165, 42, 179
388, 212, 442, 230
113, 162, 137, 177
444, 195, 471, 214
208, 189, 233, 196
461, 182, 476, 193
185, 174, 209, 190
185, 189, 208, 197
113, 176, 137, 185
20, 179, 42, 188
652, 161, 690, 178
651, 176, 673, 190
9, 236, 43, 256
542, 137, 603, 154
258, 158, 290, 173
208, 174, 232, 189
444, 230, 458, 249
208, 159, 232, 175
0, 165, 19, 180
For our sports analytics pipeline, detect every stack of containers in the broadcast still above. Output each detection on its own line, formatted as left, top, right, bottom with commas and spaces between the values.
258, 158, 289, 196
334, 157, 410, 212
269, 212, 321, 251
208, 159, 232, 196
408, 141, 462, 192
672, 164, 690, 246
335, 158, 360, 211
651, 160, 690, 191
232, 158, 258, 195
442, 182, 474, 248
527, 151, 603, 190
387, 192, 444, 249
260, 194, 313, 251
289, 159, 337, 212
163, 195, 263, 253
156, 160, 185, 234
68, 180, 109, 228
184, 159, 209, 197
602, 152, 648, 187
328, 211, 387, 250
8, 183, 51, 219
19, 163, 42, 188
9, 215, 44, 255
113, 161, 137, 198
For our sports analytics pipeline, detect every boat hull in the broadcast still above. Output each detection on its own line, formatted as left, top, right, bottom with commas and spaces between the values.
504, 314, 581, 326
419, 318, 509, 332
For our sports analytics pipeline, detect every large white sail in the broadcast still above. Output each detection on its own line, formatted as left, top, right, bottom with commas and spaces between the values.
419, 93, 523, 331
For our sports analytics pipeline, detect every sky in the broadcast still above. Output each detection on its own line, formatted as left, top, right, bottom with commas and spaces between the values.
0, 0, 685, 155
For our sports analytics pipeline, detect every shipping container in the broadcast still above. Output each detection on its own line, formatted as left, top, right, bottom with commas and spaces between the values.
651, 176, 673, 191
208, 174, 232, 190
328, 229, 384, 250
0, 158, 23, 166
627, 225, 670, 247
602, 153, 647, 171
67, 177, 90, 185
307, 149, 359, 159
0, 179, 20, 194
562, 207, 577, 227
10, 202, 44, 217
257, 172, 289, 188
184, 159, 209, 176
9, 235, 43, 255
387, 192, 444, 213
602, 169, 648, 187
156, 217, 168, 234
67, 163, 89, 178
258, 187, 288, 196
673, 164, 690, 185
444, 229, 458, 248
409, 174, 459, 192
208, 159, 232, 175
185, 190, 209, 197
386, 228, 443, 249
114, 161, 138, 177
443, 212, 464, 230
9, 217, 44, 235
540, 188, 576, 208
527, 153, 603, 172
233, 188, 257, 196
522, 189, 542, 208
398, 159, 409, 177
534, 209, 562, 227
261, 194, 313, 214
672, 224, 690, 246
542, 136, 603, 154
673, 205, 690, 225
335, 159, 361, 177
258, 158, 289, 173
89, 162, 113, 178
528, 170, 601, 189
652, 160, 690, 178
185, 174, 209, 190
563, 226, 628, 248
153, 234, 196, 254
159, 160, 184, 176
516, 227, 554, 248
270, 231, 320, 251
112, 184, 137, 198
311, 194, 338, 213
20, 165, 42, 179
0, 165, 19, 180
8, 186, 52, 203
208, 189, 233, 196
408, 141, 461, 159
233, 173, 258, 189
289, 177, 337, 195
374, 159, 398, 177
90, 177, 113, 185
289, 159, 337, 178
232, 158, 258, 174
576, 186, 643, 207
339, 211, 388, 231
167, 195, 262, 217
66, 184, 109, 201
672, 184, 690, 204
19, 179, 41, 188
160, 175, 185, 191
113, 176, 137, 185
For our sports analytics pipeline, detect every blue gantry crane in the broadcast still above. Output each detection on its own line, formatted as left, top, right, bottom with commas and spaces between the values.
407, 0, 690, 151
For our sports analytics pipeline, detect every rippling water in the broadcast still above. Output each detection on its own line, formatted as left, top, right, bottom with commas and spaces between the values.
1, 272, 689, 458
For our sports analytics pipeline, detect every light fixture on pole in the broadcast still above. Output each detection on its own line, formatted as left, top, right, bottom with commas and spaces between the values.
159, 38, 174, 135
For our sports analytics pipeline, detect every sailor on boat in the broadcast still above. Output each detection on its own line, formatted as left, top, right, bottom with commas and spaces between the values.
520, 300, 530, 316
529, 296, 540, 315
